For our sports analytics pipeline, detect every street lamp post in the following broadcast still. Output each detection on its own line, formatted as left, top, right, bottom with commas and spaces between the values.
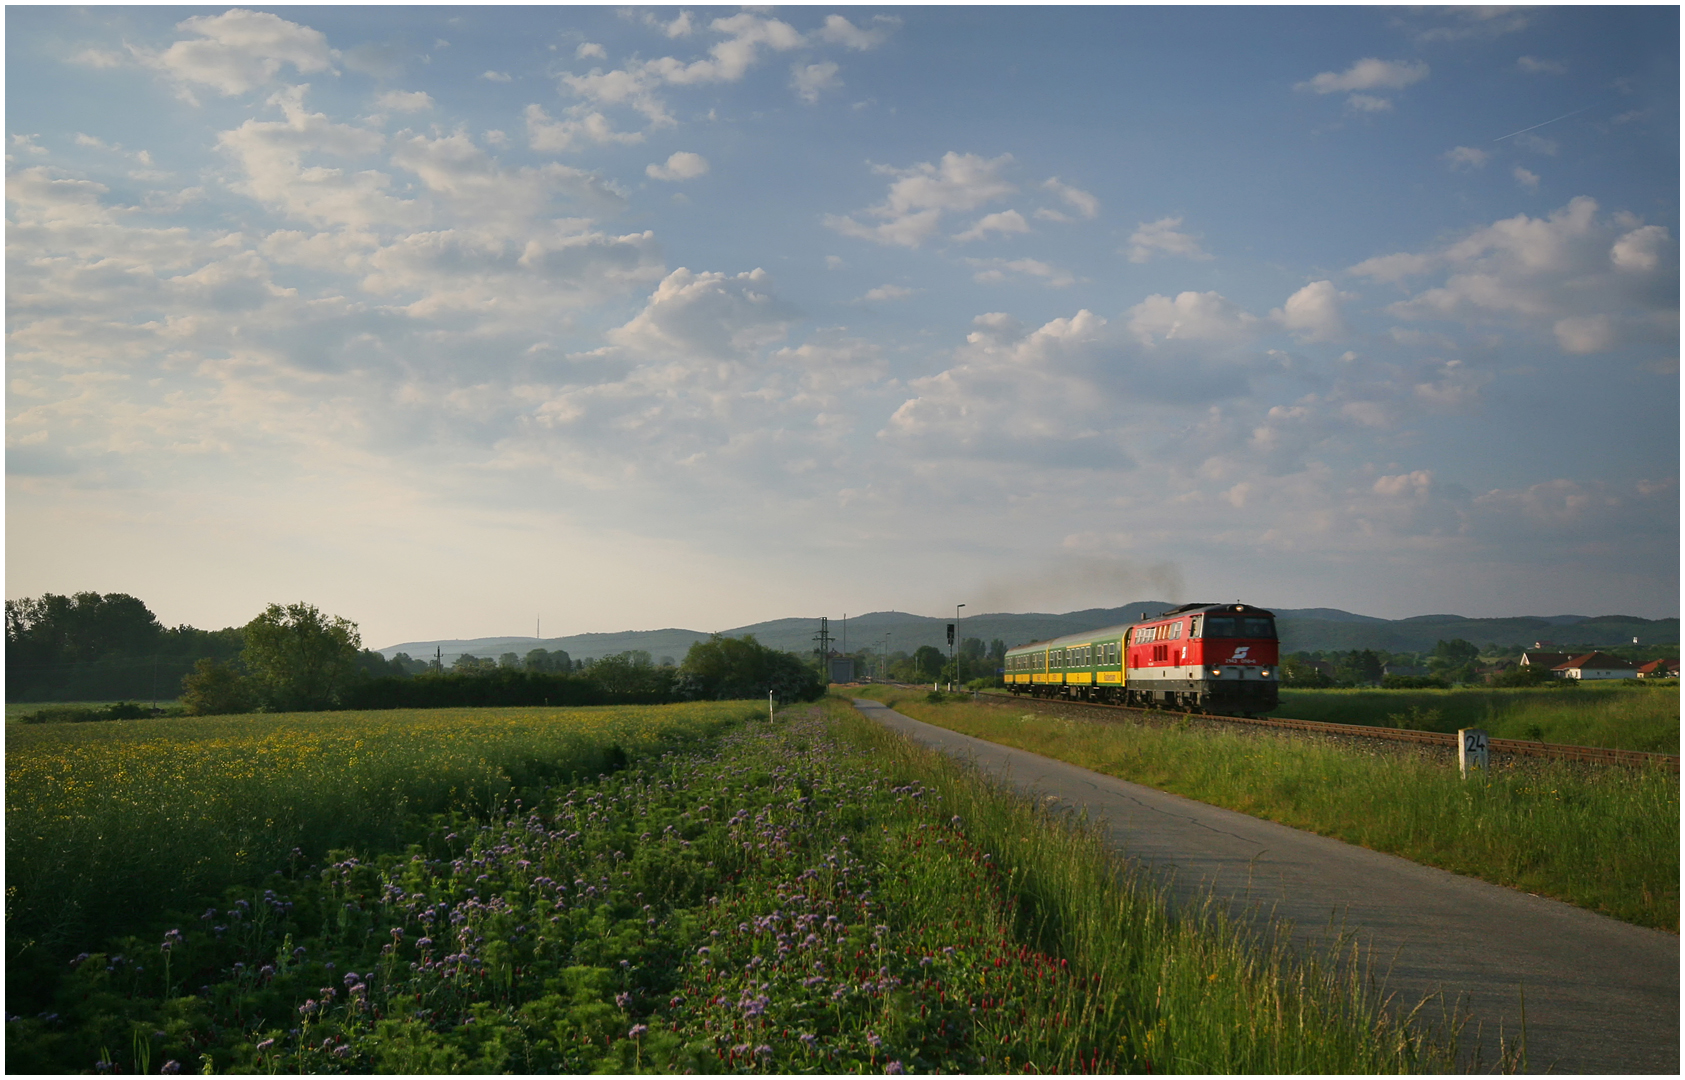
952, 603, 966, 691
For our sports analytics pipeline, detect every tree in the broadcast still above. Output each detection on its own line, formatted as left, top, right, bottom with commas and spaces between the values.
1431, 639, 1480, 669
1334, 649, 1383, 686
240, 602, 363, 712
524, 647, 573, 673
679, 635, 823, 703
180, 657, 253, 715
1282, 657, 1335, 688
587, 652, 669, 700
911, 645, 945, 680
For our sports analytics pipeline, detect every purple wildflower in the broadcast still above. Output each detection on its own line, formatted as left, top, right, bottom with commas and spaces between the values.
628, 1024, 648, 1038
255, 1039, 274, 1052
160, 1061, 181, 1074
885, 1061, 905, 1074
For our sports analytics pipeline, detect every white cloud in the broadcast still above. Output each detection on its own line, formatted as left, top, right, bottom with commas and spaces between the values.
482, 70, 512, 83
576, 42, 607, 60
142, 9, 336, 98
824, 152, 1017, 248
1611, 224, 1670, 273
860, 284, 916, 302
605, 267, 801, 361
791, 61, 840, 104
1372, 197, 1678, 354
375, 90, 433, 112
1297, 58, 1428, 95
1514, 166, 1539, 190
1347, 94, 1393, 112
818, 14, 894, 50
525, 104, 645, 152
1272, 280, 1351, 342
1516, 56, 1567, 75
643, 11, 694, 38
1125, 216, 1211, 263
646, 151, 709, 182
966, 258, 1076, 288
1372, 470, 1434, 498
1444, 146, 1489, 170
1412, 8, 1532, 43
952, 209, 1029, 243
1041, 177, 1099, 218
1127, 291, 1259, 345
1347, 251, 1434, 283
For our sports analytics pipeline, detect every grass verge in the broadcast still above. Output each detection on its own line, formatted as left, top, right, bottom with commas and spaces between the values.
849, 687, 1679, 931
1277, 683, 1679, 753
6, 702, 1456, 1074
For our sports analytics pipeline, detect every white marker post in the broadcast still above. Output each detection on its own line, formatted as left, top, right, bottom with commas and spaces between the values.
1458, 727, 1489, 779
768, 689, 774, 722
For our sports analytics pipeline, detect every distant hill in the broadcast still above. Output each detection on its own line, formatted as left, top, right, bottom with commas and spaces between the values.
379, 605, 1678, 666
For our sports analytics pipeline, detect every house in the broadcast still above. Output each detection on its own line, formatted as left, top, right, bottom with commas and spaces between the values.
826, 653, 857, 684
1520, 651, 1573, 671
1552, 652, 1638, 680
1635, 658, 1680, 679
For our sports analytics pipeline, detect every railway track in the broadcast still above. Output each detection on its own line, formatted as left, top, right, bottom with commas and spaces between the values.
965, 688, 1680, 771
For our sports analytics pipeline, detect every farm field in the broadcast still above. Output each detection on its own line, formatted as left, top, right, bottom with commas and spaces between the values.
1276, 683, 1680, 753
6, 701, 1454, 1074
851, 688, 1678, 931
6, 699, 182, 722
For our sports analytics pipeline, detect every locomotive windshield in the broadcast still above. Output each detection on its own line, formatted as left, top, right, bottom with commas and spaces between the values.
1200, 615, 1276, 639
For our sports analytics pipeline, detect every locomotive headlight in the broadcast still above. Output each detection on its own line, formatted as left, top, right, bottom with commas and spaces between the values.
1261, 669, 1272, 678
1209, 668, 1221, 677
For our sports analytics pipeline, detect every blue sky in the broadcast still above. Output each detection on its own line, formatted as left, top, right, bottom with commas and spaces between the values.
6, 5, 1679, 647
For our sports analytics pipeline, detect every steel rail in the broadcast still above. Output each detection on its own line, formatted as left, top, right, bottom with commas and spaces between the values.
991, 689, 1681, 771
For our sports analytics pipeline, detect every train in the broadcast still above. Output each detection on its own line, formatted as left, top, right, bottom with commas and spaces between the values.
1004, 603, 1280, 714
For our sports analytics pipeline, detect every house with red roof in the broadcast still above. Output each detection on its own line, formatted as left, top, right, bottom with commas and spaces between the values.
1551, 652, 1639, 680
1635, 658, 1679, 679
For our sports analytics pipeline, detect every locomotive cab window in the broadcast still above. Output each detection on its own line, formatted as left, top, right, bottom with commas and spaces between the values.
1243, 617, 1276, 639
1202, 616, 1238, 637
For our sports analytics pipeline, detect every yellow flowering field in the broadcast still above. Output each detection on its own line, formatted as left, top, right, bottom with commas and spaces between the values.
7, 702, 758, 955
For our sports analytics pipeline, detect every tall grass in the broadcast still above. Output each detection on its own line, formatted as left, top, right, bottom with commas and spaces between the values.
1278, 683, 1679, 753
824, 699, 1464, 1072
5, 702, 757, 956
852, 688, 1678, 930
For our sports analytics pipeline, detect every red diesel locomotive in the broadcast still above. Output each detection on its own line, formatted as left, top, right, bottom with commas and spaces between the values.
1002, 603, 1280, 713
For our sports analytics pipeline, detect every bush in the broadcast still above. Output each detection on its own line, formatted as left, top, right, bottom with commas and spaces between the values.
678, 635, 823, 703
1489, 665, 1559, 688
1381, 675, 1449, 689
19, 701, 150, 724
181, 657, 254, 715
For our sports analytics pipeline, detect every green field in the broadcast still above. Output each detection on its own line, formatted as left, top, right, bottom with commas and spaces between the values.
6, 701, 1456, 1074
853, 687, 1679, 931
6, 699, 182, 722
1277, 683, 1680, 753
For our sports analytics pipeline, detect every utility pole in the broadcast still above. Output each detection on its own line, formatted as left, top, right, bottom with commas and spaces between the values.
952, 603, 966, 691
435, 645, 443, 675
814, 617, 831, 682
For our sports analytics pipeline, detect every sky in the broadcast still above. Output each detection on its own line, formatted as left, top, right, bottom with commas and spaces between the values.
6, 5, 1679, 648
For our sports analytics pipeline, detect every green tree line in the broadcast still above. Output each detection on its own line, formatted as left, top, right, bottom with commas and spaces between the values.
8, 591, 825, 717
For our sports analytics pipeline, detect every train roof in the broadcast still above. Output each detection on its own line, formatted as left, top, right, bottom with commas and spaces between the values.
1004, 603, 1277, 653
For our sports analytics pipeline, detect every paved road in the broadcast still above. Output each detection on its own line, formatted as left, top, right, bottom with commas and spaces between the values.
851, 698, 1679, 1074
